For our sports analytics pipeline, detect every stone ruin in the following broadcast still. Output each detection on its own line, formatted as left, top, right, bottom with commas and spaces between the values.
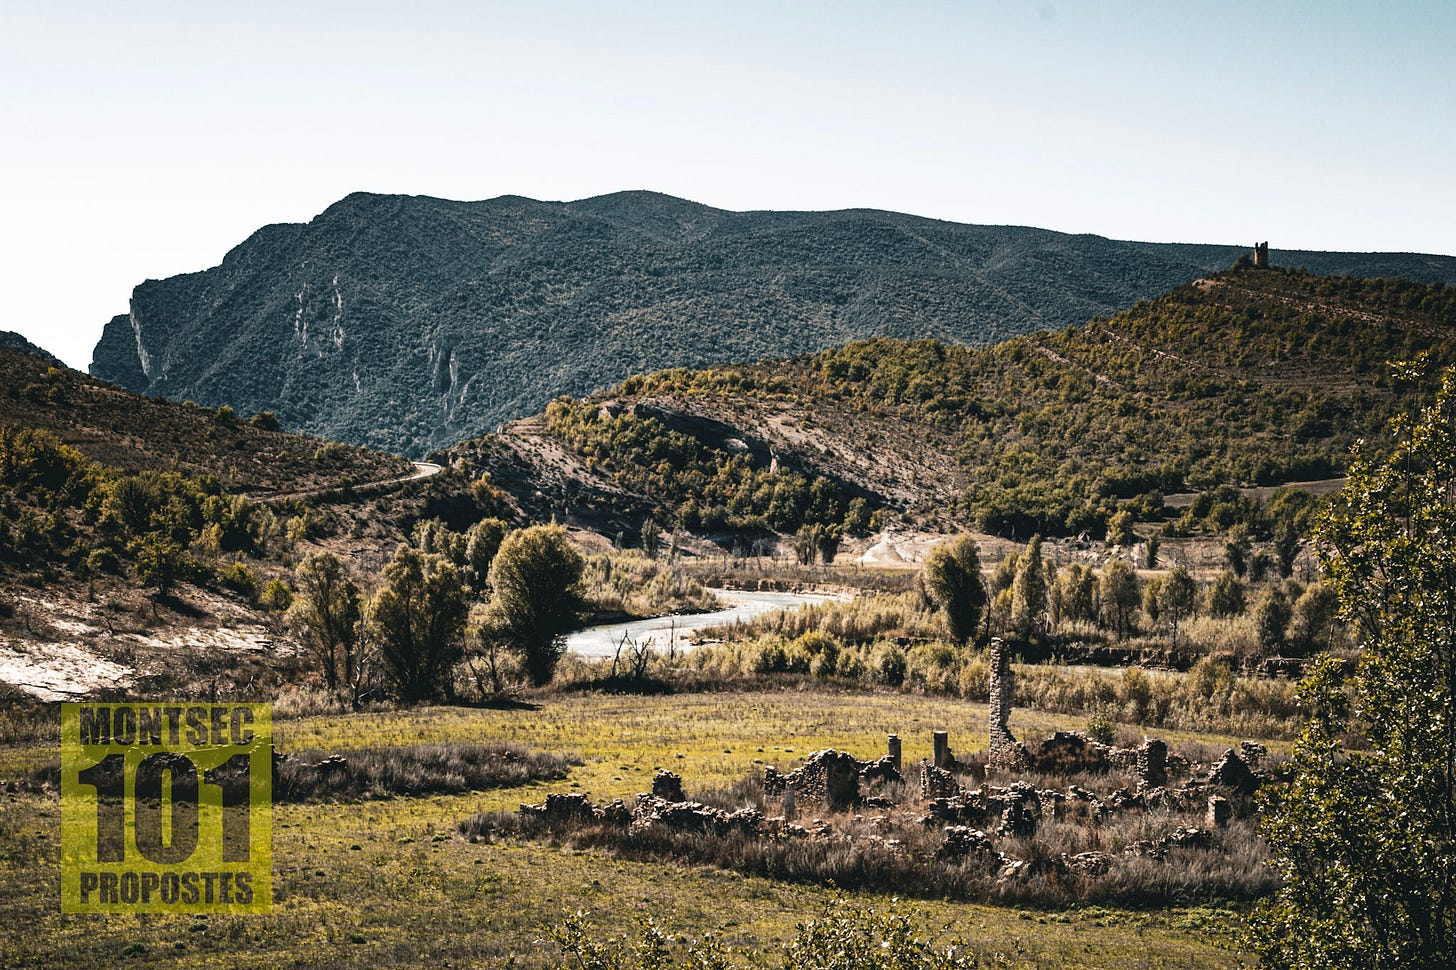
652, 769, 685, 802
510, 696, 1278, 893
987, 638, 1031, 772
1206, 747, 1261, 795
761, 740, 907, 812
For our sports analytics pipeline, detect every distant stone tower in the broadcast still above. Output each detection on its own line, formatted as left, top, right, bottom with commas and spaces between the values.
1253, 241, 1270, 269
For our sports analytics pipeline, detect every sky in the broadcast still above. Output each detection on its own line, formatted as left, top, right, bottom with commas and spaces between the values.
2, 0, 1453, 369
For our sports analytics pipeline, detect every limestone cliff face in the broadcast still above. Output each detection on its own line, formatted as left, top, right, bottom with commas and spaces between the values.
87, 190, 1456, 456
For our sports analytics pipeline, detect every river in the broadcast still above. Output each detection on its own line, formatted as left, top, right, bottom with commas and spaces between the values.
564, 588, 844, 659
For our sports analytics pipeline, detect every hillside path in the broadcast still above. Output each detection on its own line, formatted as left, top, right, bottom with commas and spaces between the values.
249, 460, 441, 502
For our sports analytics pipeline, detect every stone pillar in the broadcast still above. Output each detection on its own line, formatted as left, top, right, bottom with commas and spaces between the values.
1137, 738, 1167, 787
932, 731, 950, 769
887, 734, 902, 771
987, 638, 1028, 772
783, 784, 796, 821
1206, 795, 1230, 828
989, 638, 1016, 751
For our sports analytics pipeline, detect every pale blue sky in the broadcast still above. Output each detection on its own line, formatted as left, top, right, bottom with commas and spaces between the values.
2, 0, 1452, 368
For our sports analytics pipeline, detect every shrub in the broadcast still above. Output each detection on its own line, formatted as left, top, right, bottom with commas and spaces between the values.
872, 641, 906, 686
259, 578, 294, 613
217, 560, 257, 599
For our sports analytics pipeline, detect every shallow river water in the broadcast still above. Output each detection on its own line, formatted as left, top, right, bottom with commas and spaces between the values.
564, 588, 843, 658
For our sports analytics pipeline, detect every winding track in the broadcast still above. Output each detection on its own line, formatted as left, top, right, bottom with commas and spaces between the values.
250, 460, 442, 502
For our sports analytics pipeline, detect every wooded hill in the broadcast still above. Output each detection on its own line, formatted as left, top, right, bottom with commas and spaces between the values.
88, 190, 1456, 456
443, 268, 1456, 541
2, 344, 410, 496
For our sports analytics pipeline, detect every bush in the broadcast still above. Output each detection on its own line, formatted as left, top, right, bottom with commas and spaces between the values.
259, 578, 294, 613
217, 560, 257, 599
872, 642, 907, 686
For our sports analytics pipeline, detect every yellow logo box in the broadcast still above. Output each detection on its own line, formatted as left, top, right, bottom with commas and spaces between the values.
60, 702, 272, 914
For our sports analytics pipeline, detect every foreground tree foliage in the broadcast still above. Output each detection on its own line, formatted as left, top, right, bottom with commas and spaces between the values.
485, 524, 585, 686
919, 534, 986, 645
1249, 362, 1456, 968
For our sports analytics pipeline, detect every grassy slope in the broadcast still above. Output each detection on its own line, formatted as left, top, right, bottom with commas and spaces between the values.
472, 269, 1456, 536
0, 692, 1259, 968
0, 345, 411, 495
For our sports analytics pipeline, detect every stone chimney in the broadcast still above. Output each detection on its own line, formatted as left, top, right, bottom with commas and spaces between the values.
1253, 241, 1269, 269
987, 638, 1029, 771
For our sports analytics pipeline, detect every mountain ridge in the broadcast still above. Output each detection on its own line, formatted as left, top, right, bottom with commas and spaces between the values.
90, 191, 1456, 456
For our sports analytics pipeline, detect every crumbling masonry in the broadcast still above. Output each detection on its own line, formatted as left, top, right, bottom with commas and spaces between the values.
987, 638, 1030, 772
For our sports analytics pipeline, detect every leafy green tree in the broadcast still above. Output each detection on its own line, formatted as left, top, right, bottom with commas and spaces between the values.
1105, 509, 1134, 546
1224, 524, 1253, 577
1050, 562, 1098, 625
1142, 575, 1163, 626
1207, 568, 1247, 617
639, 517, 662, 557
1272, 518, 1301, 578
1288, 582, 1339, 656
1254, 586, 1291, 655
258, 577, 293, 613
1157, 567, 1197, 647
919, 534, 986, 646
1250, 364, 1456, 968
486, 525, 586, 686
133, 536, 188, 596
1099, 556, 1140, 640
1145, 531, 1161, 569
1010, 534, 1048, 639
369, 546, 468, 702
464, 517, 508, 591
289, 552, 365, 698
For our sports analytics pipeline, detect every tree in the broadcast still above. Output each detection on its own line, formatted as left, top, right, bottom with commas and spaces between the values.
639, 517, 662, 557
369, 546, 468, 702
1254, 586, 1291, 655
1224, 524, 1253, 577
1272, 518, 1301, 578
486, 525, 585, 686
288, 552, 365, 701
1207, 568, 1246, 618
1249, 363, 1456, 968
1288, 582, 1339, 656
1050, 562, 1097, 626
1099, 556, 1140, 640
134, 536, 187, 596
919, 534, 986, 646
1106, 509, 1134, 546
1010, 534, 1048, 639
464, 517, 507, 592
1157, 567, 1197, 647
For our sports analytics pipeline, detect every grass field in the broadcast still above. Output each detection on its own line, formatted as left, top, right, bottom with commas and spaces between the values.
0, 690, 1264, 967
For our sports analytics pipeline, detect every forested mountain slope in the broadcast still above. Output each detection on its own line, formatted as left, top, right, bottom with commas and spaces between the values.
89, 190, 1456, 455
443, 269, 1456, 540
